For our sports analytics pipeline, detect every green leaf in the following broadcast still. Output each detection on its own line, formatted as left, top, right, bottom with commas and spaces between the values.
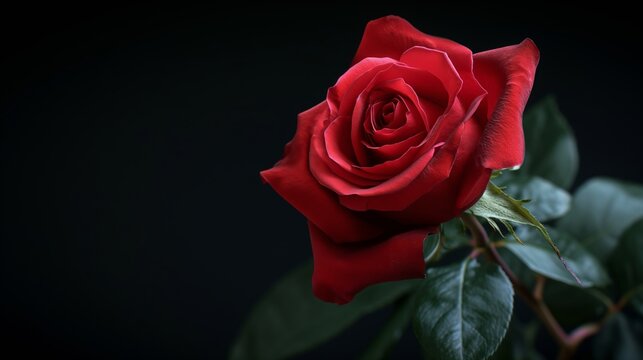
609, 219, 643, 315
413, 259, 513, 360
424, 232, 441, 264
469, 182, 580, 283
520, 96, 579, 189
500, 176, 571, 222
229, 261, 419, 360
592, 313, 643, 360
442, 218, 470, 250
359, 294, 415, 360
505, 227, 610, 287
558, 178, 643, 262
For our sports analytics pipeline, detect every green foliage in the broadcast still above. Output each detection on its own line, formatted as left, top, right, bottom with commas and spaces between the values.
499, 176, 571, 222
505, 96, 579, 190
423, 232, 441, 264
558, 178, 643, 262
505, 227, 609, 287
228, 262, 419, 360
413, 259, 513, 360
236, 95, 643, 360
494, 96, 577, 223
441, 218, 470, 250
469, 182, 580, 283
609, 219, 643, 315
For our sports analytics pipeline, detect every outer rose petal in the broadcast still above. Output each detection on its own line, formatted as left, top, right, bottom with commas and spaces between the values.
353, 16, 472, 72
353, 15, 487, 108
260, 102, 391, 243
473, 39, 540, 169
309, 222, 431, 304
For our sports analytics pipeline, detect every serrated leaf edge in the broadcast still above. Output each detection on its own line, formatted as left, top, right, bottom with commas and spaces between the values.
472, 182, 582, 286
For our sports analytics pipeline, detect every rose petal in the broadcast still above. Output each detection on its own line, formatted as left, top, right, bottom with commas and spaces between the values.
341, 125, 461, 212
311, 134, 435, 194
351, 78, 427, 165
324, 116, 365, 178
342, 63, 442, 127
362, 99, 408, 138
454, 116, 493, 209
398, 46, 475, 147
365, 101, 385, 134
318, 66, 446, 184
371, 99, 441, 144
473, 39, 540, 169
320, 62, 460, 184
328, 58, 397, 116
384, 116, 491, 224
339, 93, 485, 212
388, 98, 406, 129
350, 78, 422, 165
309, 222, 430, 304
362, 133, 425, 162
260, 102, 391, 243
399, 47, 462, 109
354, 16, 487, 112
353, 16, 472, 72
321, 115, 413, 184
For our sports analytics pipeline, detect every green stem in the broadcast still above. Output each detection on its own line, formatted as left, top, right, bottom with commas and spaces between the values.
460, 214, 575, 359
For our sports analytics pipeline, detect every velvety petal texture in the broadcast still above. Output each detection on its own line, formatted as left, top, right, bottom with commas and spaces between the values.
261, 15, 539, 304
309, 223, 431, 304
260, 103, 392, 244
473, 39, 540, 169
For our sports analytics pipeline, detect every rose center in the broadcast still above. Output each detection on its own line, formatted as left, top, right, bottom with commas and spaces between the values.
377, 98, 403, 129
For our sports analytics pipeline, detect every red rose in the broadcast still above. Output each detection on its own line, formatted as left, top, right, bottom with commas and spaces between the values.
261, 16, 539, 304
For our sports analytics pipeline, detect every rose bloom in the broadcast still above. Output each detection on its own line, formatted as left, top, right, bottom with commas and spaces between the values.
261, 16, 539, 304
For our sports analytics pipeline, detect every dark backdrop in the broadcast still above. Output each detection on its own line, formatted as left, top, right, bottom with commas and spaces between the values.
2, 3, 642, 359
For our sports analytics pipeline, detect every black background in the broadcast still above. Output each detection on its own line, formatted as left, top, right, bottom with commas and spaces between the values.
2, 3, 642, 359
